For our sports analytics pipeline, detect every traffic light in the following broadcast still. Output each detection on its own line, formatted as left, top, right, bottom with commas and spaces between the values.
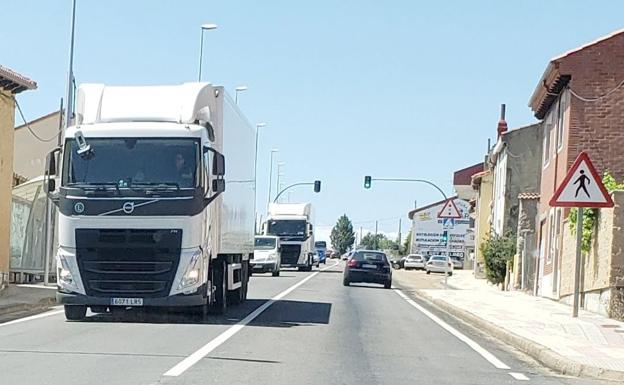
364, 176, 372, 189
314, 180, 321, 193
441, 230, 449, 245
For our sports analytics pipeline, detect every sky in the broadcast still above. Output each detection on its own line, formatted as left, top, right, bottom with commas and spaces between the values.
3, 0, 624, 244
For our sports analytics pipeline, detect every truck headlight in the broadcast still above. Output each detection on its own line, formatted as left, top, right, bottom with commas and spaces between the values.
266, 252, 277, 261
58, 255, 74, 284
56, 251, 84, 294
179, 250, 203, 289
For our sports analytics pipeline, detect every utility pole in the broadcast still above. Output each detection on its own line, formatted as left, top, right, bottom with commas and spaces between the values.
374, 220, 378, 250
398, 218, 402, 245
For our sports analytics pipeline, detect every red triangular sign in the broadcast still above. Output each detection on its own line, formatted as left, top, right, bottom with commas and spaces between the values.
438, 199, 462, 219
550, 152, 614, 208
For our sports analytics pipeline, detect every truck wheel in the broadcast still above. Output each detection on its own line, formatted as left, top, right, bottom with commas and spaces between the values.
209, 261, 227, 314
64, 305, 87, 321
272, 268, 280, 277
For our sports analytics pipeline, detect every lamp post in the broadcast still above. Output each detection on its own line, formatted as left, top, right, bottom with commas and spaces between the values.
64, 0, 77, 129
267, 149, 279, 210
235, 85, 248, 105
198, 23, 218, 82
276, 162, 285, 202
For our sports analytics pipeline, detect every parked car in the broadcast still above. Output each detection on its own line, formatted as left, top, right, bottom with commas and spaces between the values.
404, 254, 425, 270
425, 255, 453, 276
343, 250, 392, 289
450, 255, 464, 269
391, 256, 407, 269
341, 251, 353, 260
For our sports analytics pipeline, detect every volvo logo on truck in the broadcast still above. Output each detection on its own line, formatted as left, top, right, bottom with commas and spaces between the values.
122, 202, 135, 214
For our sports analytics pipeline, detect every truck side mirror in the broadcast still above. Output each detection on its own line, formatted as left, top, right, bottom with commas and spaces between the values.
45, 148, 61, 194
212, 152, 225, 176
212, 179, 225, 193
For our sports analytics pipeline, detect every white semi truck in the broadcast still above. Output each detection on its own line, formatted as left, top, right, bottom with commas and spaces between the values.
44, 83, 255, 320
263, 203, 315, 271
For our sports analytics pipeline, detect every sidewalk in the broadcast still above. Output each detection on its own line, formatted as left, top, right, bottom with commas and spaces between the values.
0, 283, 57, 319
393, 269, 624, 381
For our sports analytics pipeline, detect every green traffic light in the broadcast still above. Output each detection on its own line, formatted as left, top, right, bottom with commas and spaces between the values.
364, 176, 372, 189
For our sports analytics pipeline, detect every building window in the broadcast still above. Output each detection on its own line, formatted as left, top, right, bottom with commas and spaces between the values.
556, 91, 568, 152
542, 111, 552, 167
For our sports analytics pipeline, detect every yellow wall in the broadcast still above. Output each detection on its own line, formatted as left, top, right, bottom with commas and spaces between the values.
474, 171, 493, 265
0, 90, 15, 288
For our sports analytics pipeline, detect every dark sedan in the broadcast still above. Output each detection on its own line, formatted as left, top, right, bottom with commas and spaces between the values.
343, 250, 392, 289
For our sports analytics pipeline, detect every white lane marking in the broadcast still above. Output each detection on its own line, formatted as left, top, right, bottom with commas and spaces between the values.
394, 289, 511, 370
0, 307, 64, 327
164, 261, 339, 377
509, 372, 529, 381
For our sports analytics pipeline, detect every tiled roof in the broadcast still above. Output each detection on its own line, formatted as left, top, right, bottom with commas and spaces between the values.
518, 192, 540, 200
0, 65, 37, 94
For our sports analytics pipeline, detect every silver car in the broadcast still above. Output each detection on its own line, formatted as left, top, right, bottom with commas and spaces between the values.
404, 254, 425, 270
425, 255, 453, 276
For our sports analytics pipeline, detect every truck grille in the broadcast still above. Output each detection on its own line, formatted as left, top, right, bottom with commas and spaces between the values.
75, 229, 182, 298
281, 244, 301, 266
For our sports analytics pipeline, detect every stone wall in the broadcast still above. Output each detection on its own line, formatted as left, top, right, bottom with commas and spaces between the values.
559, 191, 624, 320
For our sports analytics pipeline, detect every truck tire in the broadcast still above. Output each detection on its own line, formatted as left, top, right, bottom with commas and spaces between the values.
64, 305, 87, 321
209, 260, 227, 314
272, 268, 280, 277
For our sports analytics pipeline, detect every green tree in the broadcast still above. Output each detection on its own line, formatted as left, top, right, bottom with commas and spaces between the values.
480, 232, 516, 288
330, 214, 355, 254
359, 233, 387, 250
402, 229, 412, 255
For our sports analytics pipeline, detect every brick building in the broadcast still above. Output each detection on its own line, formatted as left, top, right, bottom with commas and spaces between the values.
529, 29, 624, 299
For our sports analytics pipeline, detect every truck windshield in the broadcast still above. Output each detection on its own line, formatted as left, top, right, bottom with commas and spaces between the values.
315, 241, 327, 249
267, 220, 307, 237
63, 138, 199, 189
254, 237, 276, 250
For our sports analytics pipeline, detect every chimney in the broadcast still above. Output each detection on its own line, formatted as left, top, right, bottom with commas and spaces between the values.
497, 104, 508, 138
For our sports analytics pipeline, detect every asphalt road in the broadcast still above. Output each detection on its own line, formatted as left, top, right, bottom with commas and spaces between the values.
0, 261, 615, 385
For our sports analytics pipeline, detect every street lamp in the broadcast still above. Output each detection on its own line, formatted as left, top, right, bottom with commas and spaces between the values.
276, 162, 285, 201
64, 0, 77, 129
267, 149, 279, 210
235, 85, 248, 105
198, 23, 218, 82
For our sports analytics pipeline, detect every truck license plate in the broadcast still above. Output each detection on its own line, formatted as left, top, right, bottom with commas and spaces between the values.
110, 298, 143, 306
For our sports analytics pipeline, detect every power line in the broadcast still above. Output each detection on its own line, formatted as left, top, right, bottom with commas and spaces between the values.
14, 98, 60, 143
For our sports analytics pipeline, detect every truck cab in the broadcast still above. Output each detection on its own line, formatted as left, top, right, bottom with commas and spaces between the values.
263, 203, 315, 271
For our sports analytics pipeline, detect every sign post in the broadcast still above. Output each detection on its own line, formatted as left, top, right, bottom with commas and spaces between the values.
438, 199, 462, 290
550, 152, 614, 317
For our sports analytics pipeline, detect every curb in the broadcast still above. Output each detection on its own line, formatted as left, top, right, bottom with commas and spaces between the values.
412, 289, 624, 382
0, 297, 57, 317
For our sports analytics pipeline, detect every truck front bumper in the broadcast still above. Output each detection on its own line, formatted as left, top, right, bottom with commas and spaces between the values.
57, 291, 206, 307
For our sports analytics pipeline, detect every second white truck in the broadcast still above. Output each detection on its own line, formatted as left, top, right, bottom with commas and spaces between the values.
263, 203, 315, 271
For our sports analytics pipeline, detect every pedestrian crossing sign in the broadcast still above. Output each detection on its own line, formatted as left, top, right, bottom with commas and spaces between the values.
550, 152, 614, 208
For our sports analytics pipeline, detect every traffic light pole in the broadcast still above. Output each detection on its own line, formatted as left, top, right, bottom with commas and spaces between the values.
368, 178, 448, 201
273, 181, 321, 203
